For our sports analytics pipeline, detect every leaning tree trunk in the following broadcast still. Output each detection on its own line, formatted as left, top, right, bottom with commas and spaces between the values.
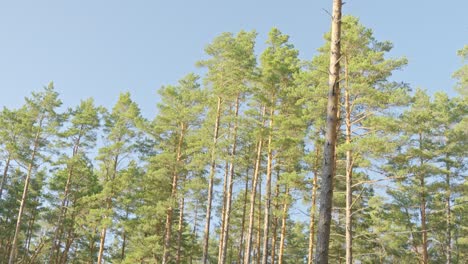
314, 0, 342, 263
9, 126, 41, 264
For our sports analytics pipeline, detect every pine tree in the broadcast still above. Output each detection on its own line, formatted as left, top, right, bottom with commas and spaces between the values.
8, 83, 63, 264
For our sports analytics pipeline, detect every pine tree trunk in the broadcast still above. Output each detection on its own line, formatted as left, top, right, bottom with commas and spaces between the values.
219, 95, 241, 264
445, 160, 452, 264
419, 134, 428, 264
162, 123, 185, 264
51, 134, 82, 262
345, 79, 353, 264
9, 128, 41, 264
270, 181, 280, 264
97, 225, 107, 264
315, 0, 342, 263
237, 166, 250, 264
202, 96, 222, 264
256, 182, 262, 264
0, 153, 11, 200
308, 147, 320, 264
278, 187, 289, 264
244, 106, 266, 264
261, 107, 275, 264
176, 196, 185, 264
218, 160, 230, 262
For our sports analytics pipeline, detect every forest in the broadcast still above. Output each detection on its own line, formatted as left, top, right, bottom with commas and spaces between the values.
0, 6, 467, 264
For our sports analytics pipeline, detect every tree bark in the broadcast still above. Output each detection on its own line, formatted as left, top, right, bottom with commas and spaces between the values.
314, 0, 342, 263
202, 96, 222, 264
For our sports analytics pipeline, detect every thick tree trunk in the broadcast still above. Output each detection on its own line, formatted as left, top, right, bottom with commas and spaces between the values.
162, 123, 185, 264
261, 107, 275, 264
244, 106, 266, 264
314, 0, 342, 263
9, 128, 41, 264
202, 96, 222, 264
219, 95, 240, 264
308, 147, 320, 264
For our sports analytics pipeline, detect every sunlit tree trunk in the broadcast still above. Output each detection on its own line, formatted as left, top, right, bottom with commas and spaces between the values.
162, 123, 186, 264
315, 0, 342, 262
202, 96, 222, 264
244, 106, 266, 264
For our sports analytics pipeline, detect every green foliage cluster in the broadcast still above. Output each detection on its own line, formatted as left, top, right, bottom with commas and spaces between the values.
0, 15, 466, 264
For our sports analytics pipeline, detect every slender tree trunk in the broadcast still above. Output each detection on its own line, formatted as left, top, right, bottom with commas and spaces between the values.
219, 95, 241, 264
261, 106, 275, 264
202, 96, 222, 264
0, 153, 11, 200
121, 207, 130, 261
162, 123, 186, 264
344, 78, 353, 264
244, 106, 266, 264
51, 134, 82, 262
314, 0, 342, 263
9, 128, 41, 264
97, 224, 107, 264
445, 160, 452, 264
256, 182, 262, 264
308, 147, 320, 264
419, 134, 428, 264
270, 181, 280, 264
176, 196, 185, 264
98, 152, 120, 264
278, 187, 290, 264
237, 166, 250, 264
218, 160, 230, 262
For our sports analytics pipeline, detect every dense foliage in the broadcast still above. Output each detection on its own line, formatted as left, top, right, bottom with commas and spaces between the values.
0, 16, 466, 264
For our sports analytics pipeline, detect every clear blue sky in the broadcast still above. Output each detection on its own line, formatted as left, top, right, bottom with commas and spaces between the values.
0, 0, 466, 118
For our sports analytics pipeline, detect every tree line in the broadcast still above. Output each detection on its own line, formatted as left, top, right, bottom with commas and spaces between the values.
0, 15, 467, 264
